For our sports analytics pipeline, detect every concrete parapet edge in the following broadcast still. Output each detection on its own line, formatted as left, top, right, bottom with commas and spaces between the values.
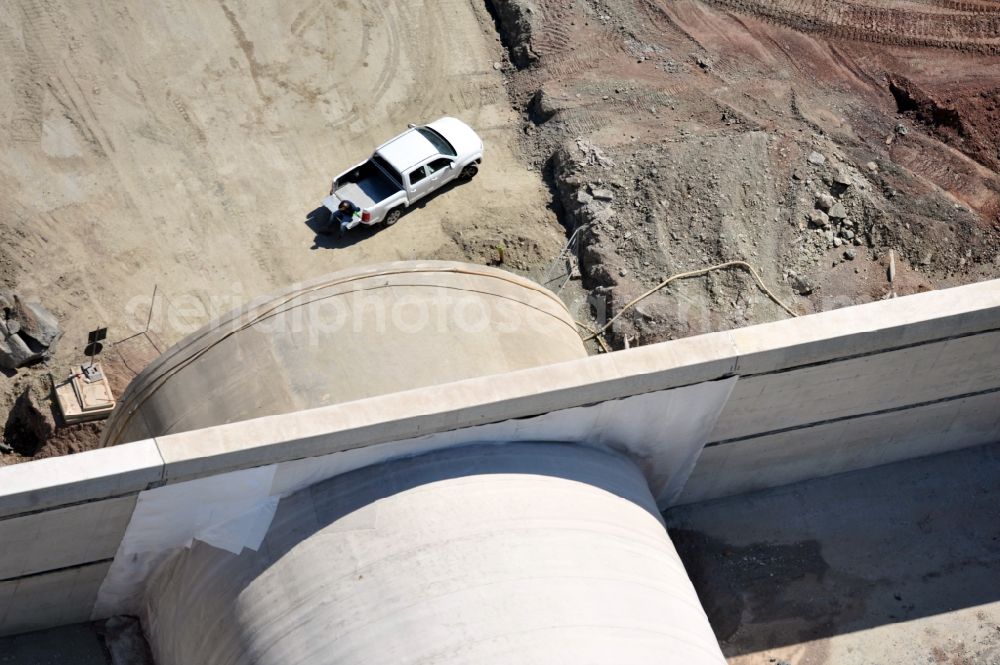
154, 279, 1000, 483
0, 279, 997, 513
730, 278, 1000, 374
153, 344, 741, 483
0, 440, 164, 518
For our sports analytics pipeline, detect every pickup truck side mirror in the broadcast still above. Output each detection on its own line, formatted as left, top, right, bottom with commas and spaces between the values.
407, 123, 416, 129
450, 161, 456, 169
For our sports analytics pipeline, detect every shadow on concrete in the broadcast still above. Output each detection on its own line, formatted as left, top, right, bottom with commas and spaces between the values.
0, 622, 113, 665
665, 441, 1000, 658
176, 442, 659, 577
267, 442, 661, 562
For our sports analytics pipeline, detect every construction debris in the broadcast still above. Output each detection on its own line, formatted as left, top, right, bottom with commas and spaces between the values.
0, 293, 62, 371
807, 151, 826, 166
575, 138, 615, 169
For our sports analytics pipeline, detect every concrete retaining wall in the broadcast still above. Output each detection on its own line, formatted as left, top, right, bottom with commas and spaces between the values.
0, 278, 998, 637
677, 306, 1000, 503
0, 442, 163, 636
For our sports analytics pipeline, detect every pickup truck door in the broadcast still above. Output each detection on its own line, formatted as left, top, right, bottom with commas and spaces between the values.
406, 165, 434, 202
424, 157, 456, 187
407, 157, 455, 202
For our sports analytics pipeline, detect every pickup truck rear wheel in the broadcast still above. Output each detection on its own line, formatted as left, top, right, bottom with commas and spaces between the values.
459, 165, 478, 180
384, 208, 402, 226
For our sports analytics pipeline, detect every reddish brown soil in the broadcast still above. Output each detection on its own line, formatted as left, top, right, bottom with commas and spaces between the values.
492, 0, 1000, 345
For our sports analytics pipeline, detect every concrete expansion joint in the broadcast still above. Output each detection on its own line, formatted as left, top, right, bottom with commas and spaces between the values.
708, 384, 1000, 448
0, 559, 114, 586
145, 437, 168, 489
743, 324, 1000, 380
0, 491, 140, 522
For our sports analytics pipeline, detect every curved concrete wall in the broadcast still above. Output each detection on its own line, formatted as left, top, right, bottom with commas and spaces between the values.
3, 276, 998, 641
102, 261, 586, 446
141, 443, 725, 665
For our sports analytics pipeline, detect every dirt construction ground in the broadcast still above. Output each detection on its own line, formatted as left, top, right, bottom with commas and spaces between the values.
2, 1, 1000, 662
2, 1, 1000, 456
0, 0, 567, 460
490, 0, 1000, 347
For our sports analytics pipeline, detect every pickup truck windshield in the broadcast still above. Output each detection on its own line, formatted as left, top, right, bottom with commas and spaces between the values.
417, 127, 456, 157
372, 154, 403, 187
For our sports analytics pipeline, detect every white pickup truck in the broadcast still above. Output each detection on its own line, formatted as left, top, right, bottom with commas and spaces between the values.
323, 117, 484, 230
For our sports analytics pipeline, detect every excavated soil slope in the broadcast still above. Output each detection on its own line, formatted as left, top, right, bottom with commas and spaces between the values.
491, 0, 1000, 346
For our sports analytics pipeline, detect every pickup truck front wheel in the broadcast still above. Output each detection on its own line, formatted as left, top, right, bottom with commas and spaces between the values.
459, 165, 479, 180
384, 208, 403, 227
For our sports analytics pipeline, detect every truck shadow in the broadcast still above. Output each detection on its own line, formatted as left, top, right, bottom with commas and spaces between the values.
303, 207, 381, 250
410, 176, 467, 211
303, 176, 473, 250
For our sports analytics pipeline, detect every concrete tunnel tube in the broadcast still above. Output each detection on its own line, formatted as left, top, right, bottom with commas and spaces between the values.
105, 261, 726, 663
101, 260, 589, 446
142, 443, 725, 665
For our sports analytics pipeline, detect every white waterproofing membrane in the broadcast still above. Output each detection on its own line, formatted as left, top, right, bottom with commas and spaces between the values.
93, 377, 736, 618
92, 466, 280, 617
142, 443, 727, 665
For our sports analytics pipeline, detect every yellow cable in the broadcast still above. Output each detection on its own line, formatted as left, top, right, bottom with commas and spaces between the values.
583, 260, 797, 342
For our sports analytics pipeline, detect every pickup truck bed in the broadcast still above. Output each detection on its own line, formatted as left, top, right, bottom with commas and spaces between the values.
335, 178, 396, 209
332, 160, 401, 209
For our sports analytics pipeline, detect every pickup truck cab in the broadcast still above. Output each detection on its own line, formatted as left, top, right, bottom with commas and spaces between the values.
323, 117, 484, 229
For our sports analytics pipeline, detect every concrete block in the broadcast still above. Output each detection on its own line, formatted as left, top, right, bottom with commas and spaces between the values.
0, 561, 109, 637
0, 495, 136, 579
874, 391, 1000, 466
678, 393, 1000, 505
682, 419, 852, 503
0, 439, 162, 518
711, 330, 1000, 442
603, 330, 738, 391
730, 279, 1000, 375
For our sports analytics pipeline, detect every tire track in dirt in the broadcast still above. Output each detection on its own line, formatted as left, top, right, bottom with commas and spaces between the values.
531, 0, 576, 58
218, 0, 398, 131
908, 0, 1000, 13
55, 62, 120, 157
348, 0, 402, 130
8, 1, 54, 143
407, 0, 452, 120
407, 0, 511, 120
638, 0, 705, 48
45, 76, 106, 158
699, 0, 1000, 54
218, 0, 271, 104
290, 0, 372, 107
165, 90, 208, 145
